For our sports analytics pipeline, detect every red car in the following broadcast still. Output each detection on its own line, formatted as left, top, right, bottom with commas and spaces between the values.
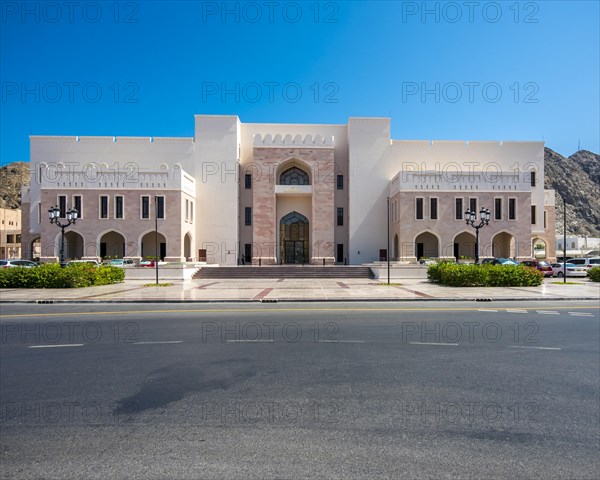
520, 259, 553, 277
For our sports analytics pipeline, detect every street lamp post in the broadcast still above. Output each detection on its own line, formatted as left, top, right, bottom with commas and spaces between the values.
48, 206, 79, 267
155, 196, 159, 285
387, 196, 390, 285
563, 197, 567, 284
465, 207, 490, 264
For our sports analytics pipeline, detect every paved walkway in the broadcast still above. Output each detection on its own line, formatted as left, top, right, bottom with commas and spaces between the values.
1, 278, 598, 302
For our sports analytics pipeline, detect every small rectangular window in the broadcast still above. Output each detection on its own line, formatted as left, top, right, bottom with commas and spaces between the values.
531, 205, 537, 225
337, 207, 344, 226
455, 198, 463, 220
245, 174, 252, 189
416, 198, 424, 220
141, 196, 150, 219
73, 195, 82, 219
156, 196, 165, 219
543, 210, 547, 229
509, 198, 516, 220
58, 195, 67, 217
190, 202, 194, 223
7, 234, 14, 243
430, 198, 438, 220
469, 198, 477, 214
337, 175, 344, 190
16, 234, 21, 243
494, 198, 502, 220
185, 199, 189, 222
531, 171, 536, 187
37, 202, 42, 223
115, 196, 124, 219
245, 207, 252, 226
100, 196, 109, 219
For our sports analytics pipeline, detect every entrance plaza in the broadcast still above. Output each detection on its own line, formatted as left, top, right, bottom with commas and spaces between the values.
1, 277, 598, 303
21, 115, 556, 265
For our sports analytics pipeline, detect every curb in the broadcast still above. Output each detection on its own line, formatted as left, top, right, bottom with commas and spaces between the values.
0, 296, 598, 304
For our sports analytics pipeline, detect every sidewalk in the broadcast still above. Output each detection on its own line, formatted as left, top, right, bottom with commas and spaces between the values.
1, 278, 598, 303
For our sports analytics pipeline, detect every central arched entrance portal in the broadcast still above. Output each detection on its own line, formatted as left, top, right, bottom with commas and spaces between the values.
280, 211, 309, 264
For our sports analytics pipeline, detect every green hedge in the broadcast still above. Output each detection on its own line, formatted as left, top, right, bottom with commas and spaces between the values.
0, 263, 125, 288
427, 262, 544, 287
588, 266, 600, 282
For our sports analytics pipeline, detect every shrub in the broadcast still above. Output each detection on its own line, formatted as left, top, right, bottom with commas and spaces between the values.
427, 262, 543, 287
588, 266, 600, 282
94, 265, 125, 285
0, 264, 125, 288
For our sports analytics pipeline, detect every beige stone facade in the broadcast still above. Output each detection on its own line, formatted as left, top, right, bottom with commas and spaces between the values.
250, 146, 335, 265
21, 115, 556, 265
0, 208, 21, 259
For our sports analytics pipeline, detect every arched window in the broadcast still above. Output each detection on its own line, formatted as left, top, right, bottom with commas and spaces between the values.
280, 167, 309, 185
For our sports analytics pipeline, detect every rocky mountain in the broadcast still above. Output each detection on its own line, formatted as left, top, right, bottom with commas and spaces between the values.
544, 148, 600, 236
0, 162, 29, 209
1, 149, 599, 236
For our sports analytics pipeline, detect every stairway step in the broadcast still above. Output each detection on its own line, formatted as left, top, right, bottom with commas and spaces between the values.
193, 266, 372, 279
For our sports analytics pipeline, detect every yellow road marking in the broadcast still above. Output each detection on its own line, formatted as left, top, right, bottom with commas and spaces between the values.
0, 304, 598, 319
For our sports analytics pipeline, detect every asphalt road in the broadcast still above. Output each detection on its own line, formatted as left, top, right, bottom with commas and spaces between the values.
1, 301, 599, 480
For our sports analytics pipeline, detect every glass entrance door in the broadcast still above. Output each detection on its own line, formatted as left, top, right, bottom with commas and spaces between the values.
285, 241, 305, 264
280, 212, 309, 264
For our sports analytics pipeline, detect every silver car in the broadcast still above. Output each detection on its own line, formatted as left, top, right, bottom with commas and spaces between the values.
550, 262, 588, 278
0, 259, 39, 268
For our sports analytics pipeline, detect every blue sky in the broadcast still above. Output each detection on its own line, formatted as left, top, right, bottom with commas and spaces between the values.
1, 0, 598, 165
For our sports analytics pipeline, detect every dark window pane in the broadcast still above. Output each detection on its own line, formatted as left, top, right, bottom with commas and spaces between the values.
245, 207, 252, 226
59, 196, 67, 217
337, 175, 344, 190
280, 167, 309, 185
416, 198, 423, 219
495, 198, 502, 220
509, 199, 516, 220
74, 196, 82, 218
245, 174, 252, 189
455, 198, 463, 220
337, 207, 344, 226
430, 198, 438, 220
531, 171, 536, 187
142, 196, 149, 219
115, 196, 123, 219
156, 197, 165, 219
100, 196, 108, 219
469, 198, 477, 213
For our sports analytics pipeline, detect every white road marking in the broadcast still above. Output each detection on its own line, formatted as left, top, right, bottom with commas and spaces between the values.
320, 340, 366, 343
508, 345, 561, 351
226, 340, 274, 343
568, 312, 594, 317
133, 341, 183, 345
28, 344, 84, 349
506, 309, 528, 314
478, 309, 499, 312
409, 342, 458, 346
536, 310, 560, 315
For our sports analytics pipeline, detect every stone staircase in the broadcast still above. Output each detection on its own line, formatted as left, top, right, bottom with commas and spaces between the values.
193, 265, 373, 279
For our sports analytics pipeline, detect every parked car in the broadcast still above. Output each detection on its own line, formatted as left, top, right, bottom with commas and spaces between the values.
0, 259, 39, 268
139, 259, 156, 267
481, 257, 520, 266
565, 257, 600, 270
550, 262, 588, 278
520, 259, 553, 277
107, 259, 135, 268
66, 260, 100, 267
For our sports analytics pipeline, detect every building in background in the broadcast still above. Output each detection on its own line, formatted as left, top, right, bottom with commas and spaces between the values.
21, 115, 556, 264
555, 236, 600, 258
0, 207, 22, 259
